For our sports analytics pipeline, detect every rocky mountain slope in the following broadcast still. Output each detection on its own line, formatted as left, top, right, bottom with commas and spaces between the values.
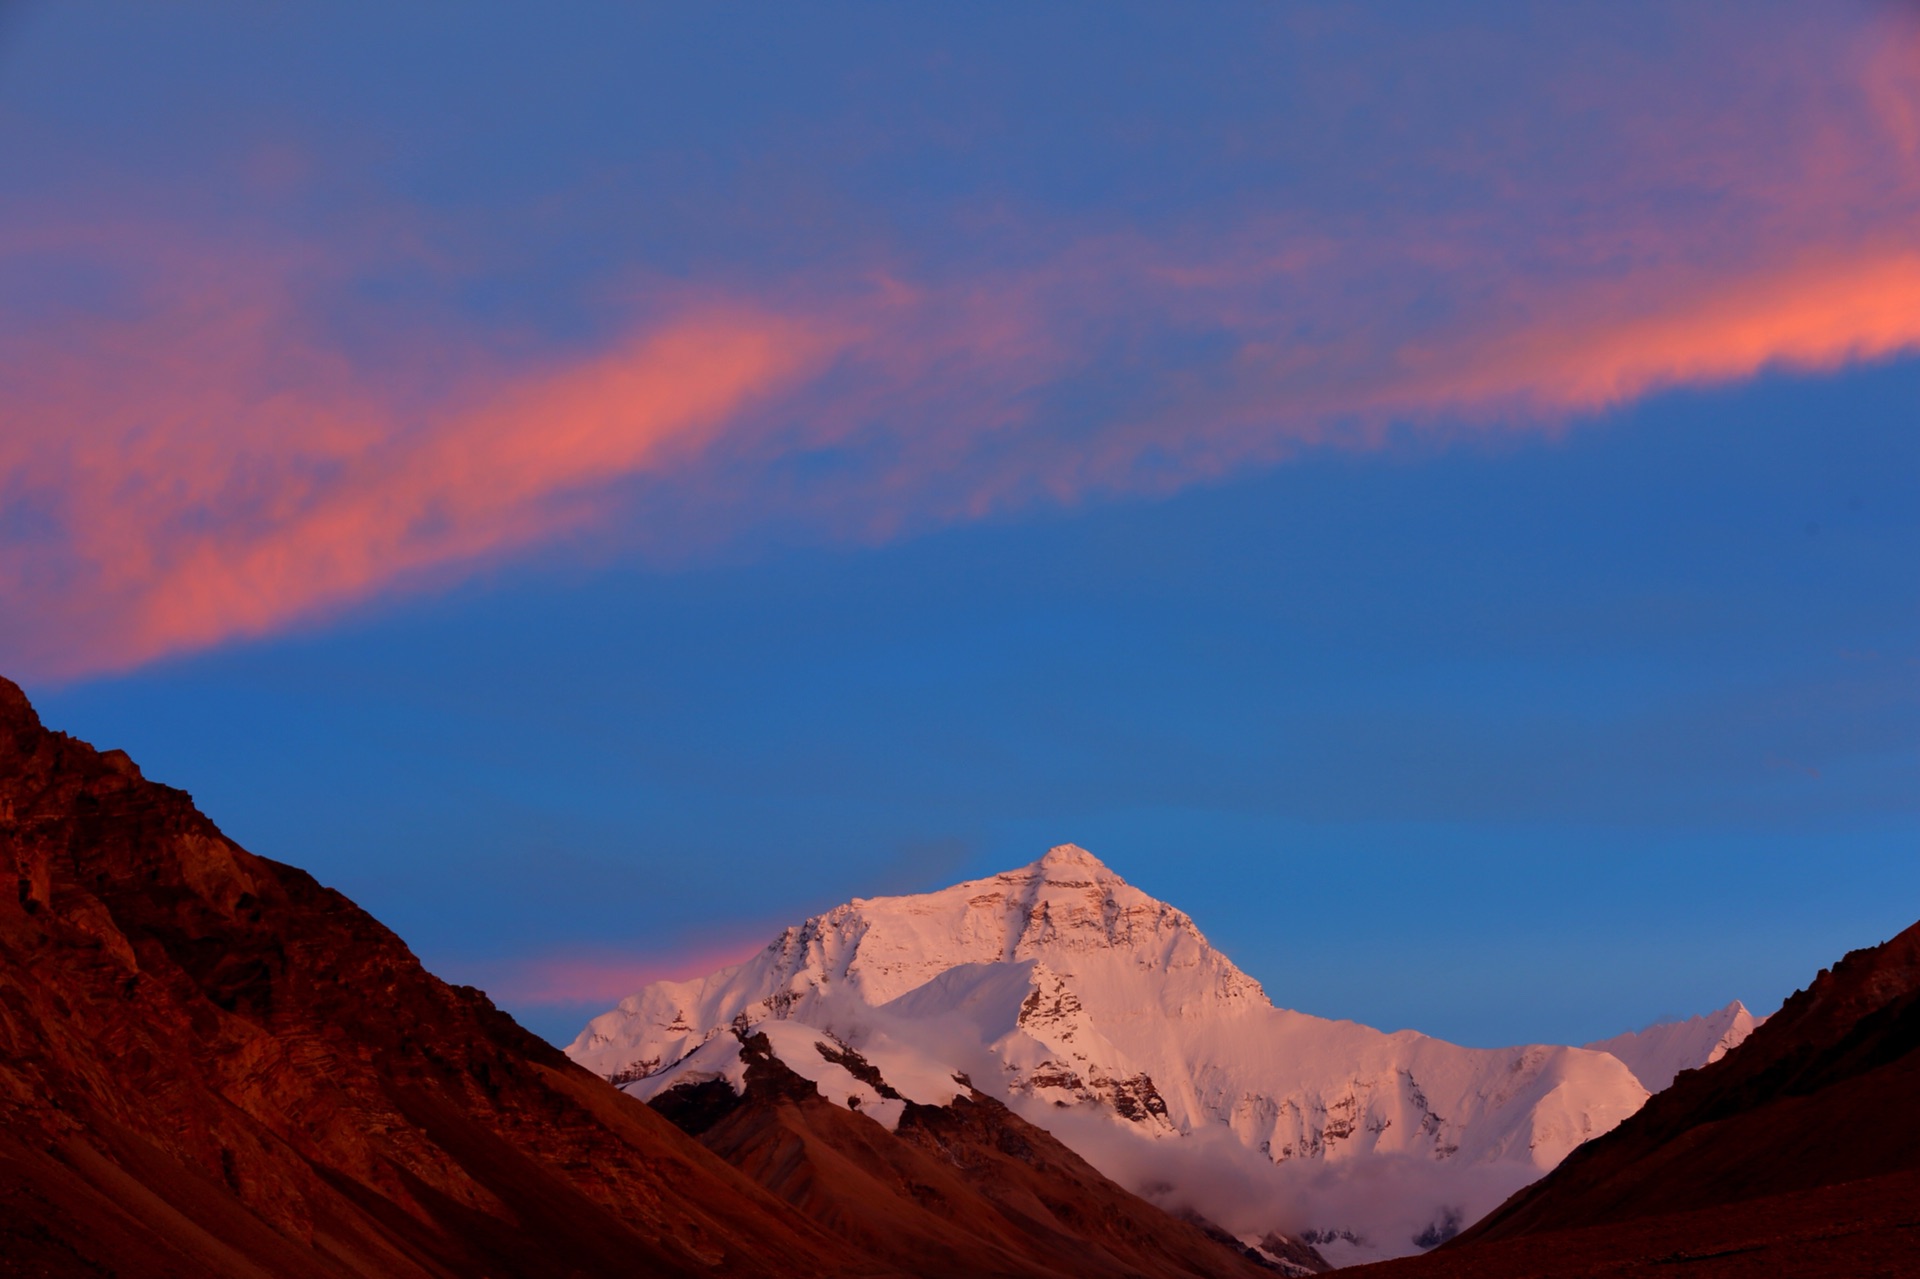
651, 1027, 1316, 1278
1341, 917, 1920, 1278
572, 845, 1679, 1264
0, 678, 1276, 1279
0, 676, 854, 1278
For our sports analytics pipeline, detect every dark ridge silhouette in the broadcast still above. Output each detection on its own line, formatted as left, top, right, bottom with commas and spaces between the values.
0, 674, 862, 1277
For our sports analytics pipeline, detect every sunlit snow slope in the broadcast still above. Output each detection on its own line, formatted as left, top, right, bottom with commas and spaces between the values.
568, 846, 1735, 1262
1583, 1001, 1765, 1093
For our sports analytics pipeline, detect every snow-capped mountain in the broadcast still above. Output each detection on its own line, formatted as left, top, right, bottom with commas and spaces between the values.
1583, 1000, 1764, 1093
567, 846, 1712, 1264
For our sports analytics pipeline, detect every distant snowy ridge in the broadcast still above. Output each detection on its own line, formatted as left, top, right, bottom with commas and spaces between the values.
1584, 1000, 1765, 1093
568, 845, 1736, 1265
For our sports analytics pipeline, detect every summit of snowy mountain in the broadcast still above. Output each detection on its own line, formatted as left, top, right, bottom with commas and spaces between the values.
568, 846, 1735, 1266
1038, 841, 1104, 868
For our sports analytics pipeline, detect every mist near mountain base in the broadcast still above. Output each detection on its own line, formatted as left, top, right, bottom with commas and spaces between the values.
1018, 1102, 1536, 1264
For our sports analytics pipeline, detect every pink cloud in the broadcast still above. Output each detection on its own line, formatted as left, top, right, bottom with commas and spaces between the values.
1383, 249, 1920, 418
468, 939, 770, 1009
0, 256, 851, 677
2, 5, 1916, 681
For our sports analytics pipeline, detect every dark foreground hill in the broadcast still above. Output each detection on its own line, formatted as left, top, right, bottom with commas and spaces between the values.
1345, 917, 1920, 1279
0, 677, 856, 1278
649, 1030, 1310, 1278
0, 676, 1279, 1279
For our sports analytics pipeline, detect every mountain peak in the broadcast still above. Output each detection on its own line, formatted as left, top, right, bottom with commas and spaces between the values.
1584, 999, 1767, 1094
1035, 843, 1108, 873
571, 843, 1655, 1266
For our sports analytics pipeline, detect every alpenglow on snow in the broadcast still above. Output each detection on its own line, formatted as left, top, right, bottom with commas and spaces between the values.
568, 845, 1744, 1264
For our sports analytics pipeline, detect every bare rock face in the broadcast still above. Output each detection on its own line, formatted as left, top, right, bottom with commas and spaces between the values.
0, 676, 852, 1278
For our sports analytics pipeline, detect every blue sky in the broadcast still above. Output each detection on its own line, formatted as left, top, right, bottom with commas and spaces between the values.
5, 2, 1917, 1046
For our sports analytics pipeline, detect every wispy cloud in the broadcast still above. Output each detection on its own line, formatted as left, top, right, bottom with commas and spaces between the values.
464, 938, 769, 1009
2, 5, 1915, 680
0, 249, 847, 675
